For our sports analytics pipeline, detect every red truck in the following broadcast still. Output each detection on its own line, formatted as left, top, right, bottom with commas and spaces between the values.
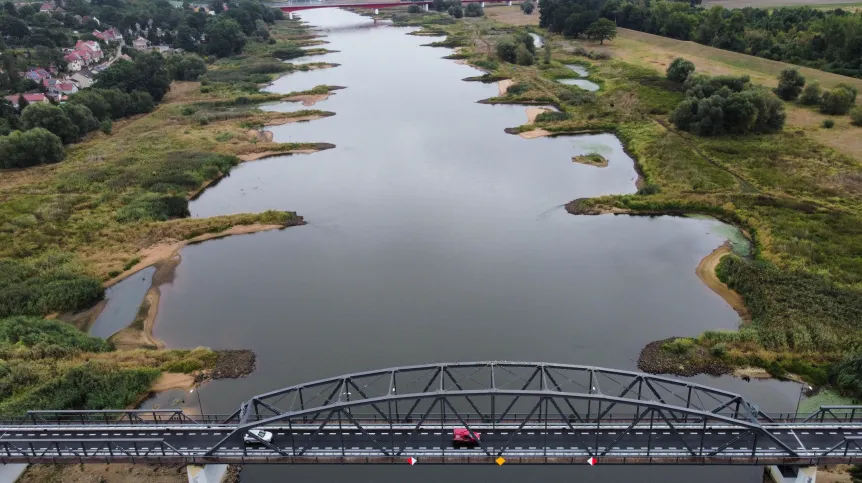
452, 428, 481, 448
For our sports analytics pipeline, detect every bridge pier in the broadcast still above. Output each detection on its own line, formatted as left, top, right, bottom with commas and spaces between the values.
288, 11, 294, 19
765, 465, 817, 483
424, 3, 429, 10
507, 0, 512, 5
187, 464, 229, 483
374, 7, 379, 14
0, 464, 27, 483
481, 1, 485, 6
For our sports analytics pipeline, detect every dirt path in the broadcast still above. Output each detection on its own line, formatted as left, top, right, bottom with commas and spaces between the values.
695, 243, 751, 322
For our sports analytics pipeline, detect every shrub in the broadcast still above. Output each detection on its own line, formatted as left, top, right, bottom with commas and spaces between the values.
115, 193, 190, 223
0, 257, 104, 317
100, 119, 112, 134
671, 87, 785, 136
850, 107, 862, 126
800, 82, 821, 105
666, 57, 695, 83
820, 85, 857, 115
637, 183, 661, 195
535, 111, 570, 122
0, 317, 111, 352
823, 119, 835, 129
447, 4, 463, 18
663, 338, 694, 354
774, 68, 805, 101
407, 4, 421, 13
710, 343, 727, 357
166, 54, 207, 81
515, 44, 534, 65
0, 128, 65, 169
464, 2, 483, 16
521, 0, 534, 14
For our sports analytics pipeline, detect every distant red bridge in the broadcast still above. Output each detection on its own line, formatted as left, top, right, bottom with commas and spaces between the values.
278, 0, 512, 13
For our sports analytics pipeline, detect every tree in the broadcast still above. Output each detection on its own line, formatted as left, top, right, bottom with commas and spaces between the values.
204, 16, 245, 57
129, 90, 155, 114
585, 18, 616, 44
60, 103, 99, 135
521, 0, 534, 14
515, 44, 534, 65
820, 85, 857, 115
93, 53, 170, 102
0, 128, 65, 169
68, 90, 111, 120
20, 103, 79, 144
16, 95, 28, 112
543, 42, 552, 64
431, 0, 446, 11
165, 54, 207, 81
850, 107, 862, 127
800, 81, 821, 106
407, 3, 421, 13
563, 9, 598, 38
666, 57, 695, 83
447, 4, 463, 18
464, 2, 483, 16
774, 68, 805, 101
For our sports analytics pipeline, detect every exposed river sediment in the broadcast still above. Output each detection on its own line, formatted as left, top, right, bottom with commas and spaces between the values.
109, 9, 808, 482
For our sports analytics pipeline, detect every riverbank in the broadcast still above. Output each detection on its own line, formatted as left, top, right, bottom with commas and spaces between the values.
407, 12, 862, 389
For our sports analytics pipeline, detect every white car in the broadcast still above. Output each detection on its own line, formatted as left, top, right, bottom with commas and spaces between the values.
243, 429, 274, 444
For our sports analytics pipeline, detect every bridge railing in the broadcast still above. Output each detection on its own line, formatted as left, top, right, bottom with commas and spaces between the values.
2, 406, 862, 427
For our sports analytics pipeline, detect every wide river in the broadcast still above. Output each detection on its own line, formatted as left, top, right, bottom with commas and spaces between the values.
134, 8, 803, 482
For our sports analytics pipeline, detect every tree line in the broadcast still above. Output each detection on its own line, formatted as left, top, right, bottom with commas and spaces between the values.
538, 0, 862, 78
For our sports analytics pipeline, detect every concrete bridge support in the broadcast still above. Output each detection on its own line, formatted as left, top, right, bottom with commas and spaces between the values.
0, 464, 27, 483
765, 465, 817, 483
374, 8, 379, 14
288, 11, 294, 19
187, 464, 229, 483
481, 1, 485, 6
424, 3, 429, 9
507, 0, 512, 5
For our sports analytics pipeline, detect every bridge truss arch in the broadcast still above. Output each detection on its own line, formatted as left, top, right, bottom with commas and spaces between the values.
204, 362, 802, 461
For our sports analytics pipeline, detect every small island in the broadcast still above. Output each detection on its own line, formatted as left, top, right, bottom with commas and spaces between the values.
572, 153, 608, 167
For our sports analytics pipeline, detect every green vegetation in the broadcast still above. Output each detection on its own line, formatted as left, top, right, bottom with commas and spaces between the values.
496, 31, 537, 65
666, 57, 695, 83
774, 68, 805, 101
0, 316, 218, 415
0, 127, 64, 168
669, 70, 786, 136
522, 0, 535, 14
820, 84, 858, 115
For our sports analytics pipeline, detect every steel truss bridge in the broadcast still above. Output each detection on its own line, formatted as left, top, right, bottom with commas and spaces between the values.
3, 362, 862, 465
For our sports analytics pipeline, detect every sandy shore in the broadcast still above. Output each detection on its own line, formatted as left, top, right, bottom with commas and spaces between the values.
150, 372, 196, 392
695, 242, 751, 322
520, 128, 552, 139
264, 114, 330, 127
498, 79, 514, 96
238, 148, 319, 161
283, 93, 331, 106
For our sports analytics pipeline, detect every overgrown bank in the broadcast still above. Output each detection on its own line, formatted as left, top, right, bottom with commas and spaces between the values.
392, 10, 862, 397
0, 16, 332, 411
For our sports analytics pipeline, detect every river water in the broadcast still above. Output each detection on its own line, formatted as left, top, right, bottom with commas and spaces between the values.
141, 9, 803, 482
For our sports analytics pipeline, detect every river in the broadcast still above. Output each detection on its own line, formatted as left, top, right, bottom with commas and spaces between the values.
137, 9, 803, 482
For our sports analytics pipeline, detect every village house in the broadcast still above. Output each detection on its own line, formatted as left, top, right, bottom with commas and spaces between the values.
74, 40, 103, 64
39, 2, 54, 12
70, 70, 94, 89
93, 28, 123, 43
133, 37, 149, 50
4, 93, 49, 109
64, 51, 83, 72
22, 68, 51, 83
